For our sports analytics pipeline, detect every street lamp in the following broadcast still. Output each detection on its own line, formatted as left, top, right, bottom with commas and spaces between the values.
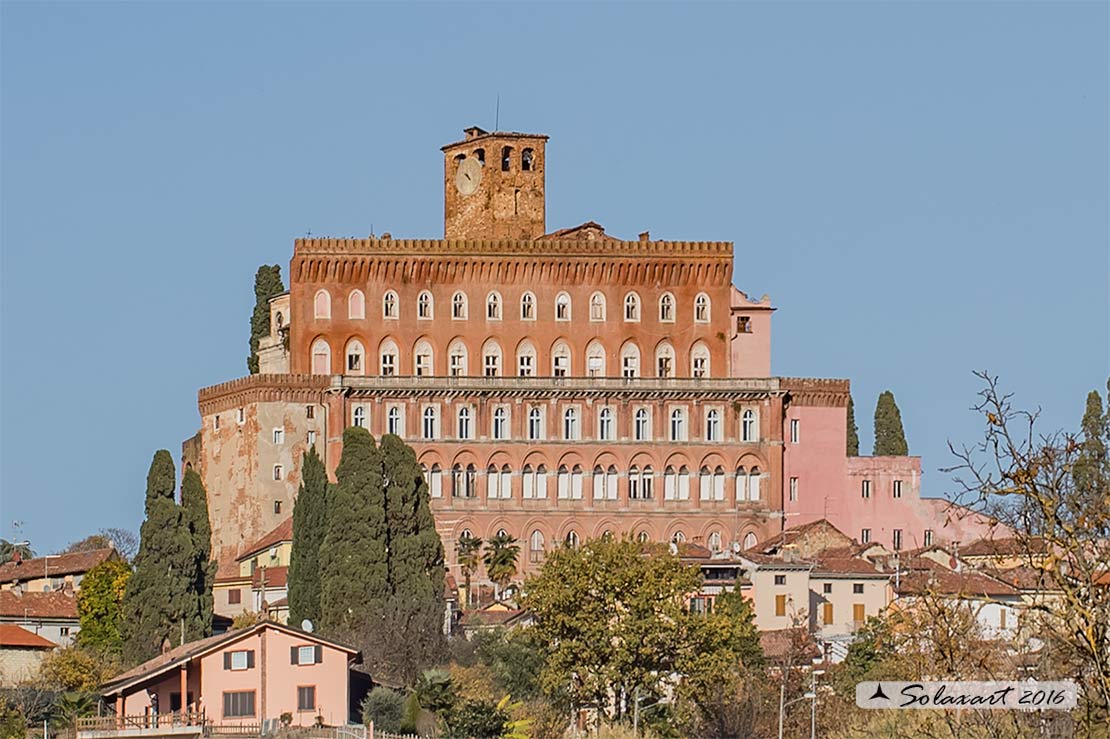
777, 687, 816, 739
810, 668, 825, 739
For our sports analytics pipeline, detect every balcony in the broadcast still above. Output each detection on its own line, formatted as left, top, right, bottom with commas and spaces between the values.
335, 375, 782, 400
76, 714, 259, 739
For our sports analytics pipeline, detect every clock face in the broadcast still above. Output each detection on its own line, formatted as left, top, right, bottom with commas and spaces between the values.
455, 157, 482, 196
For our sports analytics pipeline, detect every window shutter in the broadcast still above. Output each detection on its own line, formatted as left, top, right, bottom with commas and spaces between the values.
223, 653, 231, 670
314, 645, 322, 664
246, 651, 255, 669
290, 646, 298, 665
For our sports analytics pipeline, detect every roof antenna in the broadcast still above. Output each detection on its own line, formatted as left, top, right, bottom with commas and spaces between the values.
370, 223, 375, 238
494, 93, 500, 132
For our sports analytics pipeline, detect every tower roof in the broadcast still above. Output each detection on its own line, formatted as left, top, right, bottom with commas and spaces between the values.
442, 126, 549, 151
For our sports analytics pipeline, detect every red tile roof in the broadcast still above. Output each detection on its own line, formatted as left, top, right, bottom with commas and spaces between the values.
0, 549, 118, 584
251, 566, 288, 589
0, 624, 57, 649
960, 537, 1047, 558
237, 518, 293, 561
894, 570, 1019, 598
0, 590, 78, 619
759, 628, 821, 661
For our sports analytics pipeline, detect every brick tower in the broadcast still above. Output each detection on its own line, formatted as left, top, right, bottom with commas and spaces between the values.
442, 127, 548, 240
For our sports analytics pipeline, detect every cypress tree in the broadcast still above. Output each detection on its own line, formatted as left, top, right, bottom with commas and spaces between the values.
247, 264, 285, 374
846, 394, 860, 456
1074, 388, 1108, 507
319, 428, 389, 641
873, 391, 909, 456
181, 468, 215, 641
288, 447, 329, 628
120, 451, 193, 665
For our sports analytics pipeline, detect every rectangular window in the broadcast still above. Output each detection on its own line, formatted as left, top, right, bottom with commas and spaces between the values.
228, 589, 241, 605
237, 408, 245, 425
893, 479, 903, 498
214, 415, 220, 430
774, 574, 786, 586
518, 355, 534, 377
657, 356, 672, 378
924, 529, 934, 547
297, 686, 316, 712
861, 528, 871, 544
381, 353, 396, 376
853, 603, 866, 624
223, 650, 255, 671
853, 583, 864, 594
893, 529, 903, 551
553, 355, 568, 377
692, 356, 707, 378
484, 354, 499, 377
272, 428, 284, 444
292, 645, 322, 665
222, 691, 255, 718
415, 353, 431, 377
449, 354, 464, 377
307, 430, 317, 445
822, 603, 833, 625
273, 500, 282, 515
273, 465, 283, 481
775, 594, 787, 617
790, 419, 799, 444
789, 477, 798, 502
737, 316, 752, 333
306, 405, 314, 419
861, 479, 871, 499
822, 583, 832, 594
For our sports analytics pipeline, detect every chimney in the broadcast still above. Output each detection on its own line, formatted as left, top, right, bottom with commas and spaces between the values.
12, 551, 22, 566
638, 231, 650, 242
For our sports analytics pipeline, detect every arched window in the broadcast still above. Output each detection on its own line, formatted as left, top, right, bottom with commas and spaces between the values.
522, 465, 536, 499
589, 292, 606, 321
427, 464, 442, 498
313, 290, 331, 319
422, 406, 437, 440
275, 312, 284, 330
691, 343, 711, 379
694, 293, 711, 323
486, 465, 499, 500
448, 341, 468, 377
714, 466, 725, 501
749, 467, 762, 501
528, 407, 543, 440
637, 531, 650, 543
571, 465, 584, 499
678, 465, 691, 500
624, 292, 640, 322
629, 465, 641, 500
465, 464, 477, 498
557, 465, 570, 499
492, 406, 508, 440
348, 290, 365, 320
659, 293, 675, 322
456, 406, 472, 440
592, 466, 605, 501
699, 466, 713, 501
708, 531, 723, 553
743, 532, 758, 550
379, 338, 398, 376
529, 530, 545, 563
630, 466, 653, 500
417, 291, 433, 319
735, 466, 748, 503
522, 148, 534, 171
353, 406, 366, 428
605, 465, 618, 499
565, 531, 580, 549
311, 338, 331, 375
345, 339, 365, 375
705, 408, 721, 441
642, 466, 654, 499
586, 341, 606, 377
598, 407, 614, 441
672, 531, 686, 545
664, 466, 677, 500
517, 341, 536, 377
451, 291, 467, 320
555, 292, 571, 321
501, 146, 512, 172
387, 406, 402, 436
563, 407, 579, 440
742, 410, 757, 442
634, 408, 650, 441
621, 342, 641, 378
413, 340, 433, 377
482, 339, 502, 377
656, 342, 675, 378
486, 291, 502, 320
552, 341, 571, 377
474, 148, 485, 165
670, 408, 686, 441
521, 292, 536, 320
382, 291, 398, 319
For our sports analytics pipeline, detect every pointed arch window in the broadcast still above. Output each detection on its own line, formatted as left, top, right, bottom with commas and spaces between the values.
564, 530, 580, 549
694, 293, 711, 323
557, 465, 571, 500
417, 291, 433, 319
748, 467, 762, 501
555, 292, 571, 321
313, 290, 331, 320
382, 291, 398, 319
743, 532, 758, 550
348, 290, 365, 320
529, 530, 545, 563
664, 466, 677, 500
659, 293, 675, 322
427, 463, 442, 498
624, 292, 640, 322
486, 291, 502, 320
691, 343, 710, 379
735, 466, 748, 503
678, 465, 691, 500
713, 466, 725, 501
589, 292, 606, 321
708, 531, 723, 553
520, 292, 536, 320
699, 466, 713, 501
451, 291, 468, 320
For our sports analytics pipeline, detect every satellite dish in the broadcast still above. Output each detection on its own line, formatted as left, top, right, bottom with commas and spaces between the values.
301, 619, 314, 633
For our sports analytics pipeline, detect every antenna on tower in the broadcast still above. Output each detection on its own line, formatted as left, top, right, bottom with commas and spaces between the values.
494, 93, 500, 131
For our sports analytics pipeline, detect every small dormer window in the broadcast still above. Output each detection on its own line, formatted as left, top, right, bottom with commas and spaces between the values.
522, 148, 534, 171
501, 146, 512, 172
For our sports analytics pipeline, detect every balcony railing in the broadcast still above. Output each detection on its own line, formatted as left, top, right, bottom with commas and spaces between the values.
76, 714, 260, 738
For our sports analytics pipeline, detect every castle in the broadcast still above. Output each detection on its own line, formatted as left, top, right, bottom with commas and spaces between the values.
187, 127, 996, 613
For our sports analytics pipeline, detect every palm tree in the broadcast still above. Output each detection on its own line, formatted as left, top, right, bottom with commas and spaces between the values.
456, 533, 483, 608
482, 532, 520, 599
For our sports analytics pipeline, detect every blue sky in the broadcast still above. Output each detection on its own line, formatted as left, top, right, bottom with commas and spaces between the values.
2, 2, 1106, 554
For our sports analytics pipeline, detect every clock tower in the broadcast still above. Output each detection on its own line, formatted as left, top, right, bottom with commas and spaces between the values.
442, 126, 548, 240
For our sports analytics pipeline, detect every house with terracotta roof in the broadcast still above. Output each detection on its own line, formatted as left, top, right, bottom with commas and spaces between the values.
0, 623, 57, 687
892, 563, 1023, 639
457, 602, 532, 638
0, 589, 80, 646
0, 548, 120, 594
214, 518, 292, 623
89, 620, 360, 734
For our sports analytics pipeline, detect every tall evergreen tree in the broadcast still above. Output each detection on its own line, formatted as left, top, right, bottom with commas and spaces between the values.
319, 428, 389, 640
120, 451, 193, 665
288, 447, 329, 628
846, 394, 860, 456
1074, 386, 1109, 514
873, 390, 909, 456
180, 468, 215, 641
247, 264, 285, 374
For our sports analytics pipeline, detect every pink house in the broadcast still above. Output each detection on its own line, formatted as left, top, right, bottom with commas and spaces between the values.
97, 621, 360, 729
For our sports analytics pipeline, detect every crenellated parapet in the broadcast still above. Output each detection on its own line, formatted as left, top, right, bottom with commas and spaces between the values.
197, 374, 330, 416
781, 377, 851, 408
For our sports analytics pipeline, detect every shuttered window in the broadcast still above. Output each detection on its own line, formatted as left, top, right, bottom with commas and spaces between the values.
223, 650, 254, 671
822, 603, 834, 625
291, 645, 323, 665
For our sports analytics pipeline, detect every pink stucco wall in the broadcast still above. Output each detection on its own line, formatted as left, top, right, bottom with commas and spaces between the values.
783, 405, 847, 522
